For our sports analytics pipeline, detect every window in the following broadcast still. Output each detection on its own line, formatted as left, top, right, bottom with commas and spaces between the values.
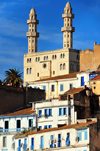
37, 73, 39, 77
60, 54, 63, 58
4, 121, 9, 132
30, 68, 32, 74
44, 109, 48, 117
44, 56, 46, 60
36, 57, 37, 62
44, 125, 47, 129
51, 85, 55, 91
68, 34, 69, 37
55, 55, 57, 59
63, 54, 65, 58
31, 138, 34, 150
38, 57, 40, 61
43, 86, 46, 91
47, 56, 48, 60
24, 138, 27, 151
27, 58, 29, 63
58, 134, 61, 147
29, 119, 33, 128
63, 108, 67, 115
78, 131, 82, 141
63, 63, 65, 69
27, 68, 29, 74
70, 84, 73, 89
84, 129, 88, 140
3, 136, 7, 147
59, 108, 62, 116
49, 109, 52, 116
52, 55, 54, 59
66, 133, 70, 146
49, 125, 52, 128
68, 108, 71, 116
67, 44, 69, 47
16, 120, 21, 132
40, 136, 43, 149
60, 84, 63, 91
60, 64, 62, 70
38, 110, 42, 118
81, 76, 84, 86
32, 49, 34, 52
39, 126, 42, 130
53, 71, 55, 75
30, 58, 31, 62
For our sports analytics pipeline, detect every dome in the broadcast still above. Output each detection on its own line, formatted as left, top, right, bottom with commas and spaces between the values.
66, 2, 71, 8
30, 8, 36, 14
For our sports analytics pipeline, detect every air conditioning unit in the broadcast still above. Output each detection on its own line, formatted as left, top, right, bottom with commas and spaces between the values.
75, 136, 79, 142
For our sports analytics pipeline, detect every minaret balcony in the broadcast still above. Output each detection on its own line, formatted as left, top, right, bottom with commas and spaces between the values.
61, 27, 75, 32
62, 14, 74, 18
26, 32, 39, 37
27, 19, 39, 24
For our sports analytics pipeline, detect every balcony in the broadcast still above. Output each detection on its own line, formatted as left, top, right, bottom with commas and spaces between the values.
0, 127, 36, 133
26, 32, 39, 37
27, 19, 39, 24
61, 27, 75, 32
38, 114, 53, 122
62, 13, 74, 18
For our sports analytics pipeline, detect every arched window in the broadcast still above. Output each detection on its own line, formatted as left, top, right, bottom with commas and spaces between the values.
27, 68, 29, 74
31, 16, 33, 20
44, 56, 46, 60
60, 54, 63, 58
30, 58, 31, 62
30, 68, 32, 74
63, 63, 65, 70
36, 57, 37, 62
60, 64, 62, 70
63, 54, 65, 58
52, 55, 54, 59
55, 55, 57, 59
47, 56, 48, 60
38, 57, 40, 61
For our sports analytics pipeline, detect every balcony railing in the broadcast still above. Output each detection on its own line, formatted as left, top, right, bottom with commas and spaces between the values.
0, 127, 36, 133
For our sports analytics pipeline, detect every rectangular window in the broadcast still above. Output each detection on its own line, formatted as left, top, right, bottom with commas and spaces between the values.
59, 108, 62, 116
38, 110, 42, 118
43, 86, 46, 91
17, 120, 21, 132
63, 108, 67, 115
81, 76, 84, 86
3, 136, 6, 147
49, 125, 52, 128
68, 108, 71, 116
39, 126, 42, 130
51, 85, 55, 91
44, 125, 47, 129
78, 131, 82, 141
29, 119, 33, 128
60, 84, 63, 91
40, 136, 43, 149
44, 109, 48, 117
84, 130, 88, 140
58, 134, 61, 147
49, 109, 52, 116
70, 84, 73, 89
4, 121, 9, 132
24, 138, 27, 151
31, 138, 34, 150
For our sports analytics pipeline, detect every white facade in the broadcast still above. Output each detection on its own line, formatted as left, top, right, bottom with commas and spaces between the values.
34, 99, 77, 129
0, 113, 36, 151
14, 122, 91, 151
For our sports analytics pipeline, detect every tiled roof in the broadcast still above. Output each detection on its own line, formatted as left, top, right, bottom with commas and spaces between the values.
91, 75, 100, 81
1, 107, 35, 117
14, 120, 97, 138
65, 87, 84, 94
33, 72, 80, 82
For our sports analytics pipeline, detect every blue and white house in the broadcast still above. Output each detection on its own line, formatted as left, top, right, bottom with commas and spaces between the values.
0, 107, 36, 151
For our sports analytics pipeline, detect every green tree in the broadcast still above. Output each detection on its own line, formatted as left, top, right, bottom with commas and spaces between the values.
4, 68, 23, 87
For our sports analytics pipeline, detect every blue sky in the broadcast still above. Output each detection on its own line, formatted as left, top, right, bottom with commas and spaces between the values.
0, 0, 100, 81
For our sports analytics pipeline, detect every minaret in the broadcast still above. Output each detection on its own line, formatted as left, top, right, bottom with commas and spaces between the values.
61, 2, 75, 49
26, 8, 39, 53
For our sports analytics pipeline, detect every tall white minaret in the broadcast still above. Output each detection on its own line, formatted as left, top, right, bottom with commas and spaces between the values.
61, 2, 75, 49
26, 8, 39, 53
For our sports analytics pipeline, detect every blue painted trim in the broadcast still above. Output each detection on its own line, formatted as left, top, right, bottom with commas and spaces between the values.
0, 114, 35, 119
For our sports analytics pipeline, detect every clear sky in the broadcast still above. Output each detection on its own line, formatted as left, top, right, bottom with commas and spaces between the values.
0, 0, 100, 81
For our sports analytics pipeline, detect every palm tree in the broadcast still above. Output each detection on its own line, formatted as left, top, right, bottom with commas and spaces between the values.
4, 68, 23, 87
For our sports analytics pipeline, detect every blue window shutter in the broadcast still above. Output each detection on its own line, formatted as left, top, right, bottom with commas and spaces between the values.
81, 77, 84, 86
60, 84, 63, 91
58, 134, 61, 147
70, 84, 73, 89
24, 138, 27, 150
31, 138, 34, 150
51, 135, 53, 140
84, 130, 88, 140
66, 135, 70, 146
78, 131, 82, 141
49, 125, 52, 128
63, 108, 66, 115
49, 109, 52, 116
18, 139, 21, 151
41, 136, 43, 149
59, 108, 60, 116
61, 108, 62, 116
68, 108, 71, 115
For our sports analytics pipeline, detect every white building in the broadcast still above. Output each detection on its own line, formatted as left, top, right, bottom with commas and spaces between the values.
14, 119, 97, 151
0, 107, 36, 151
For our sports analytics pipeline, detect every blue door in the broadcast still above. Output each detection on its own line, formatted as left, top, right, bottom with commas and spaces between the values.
24, 138, 27, 150
40, 136, 43, 149
58, 134, 61, 147
81, 77, 84, 86
31, 138, 34, 150
18, 139, 21, 151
